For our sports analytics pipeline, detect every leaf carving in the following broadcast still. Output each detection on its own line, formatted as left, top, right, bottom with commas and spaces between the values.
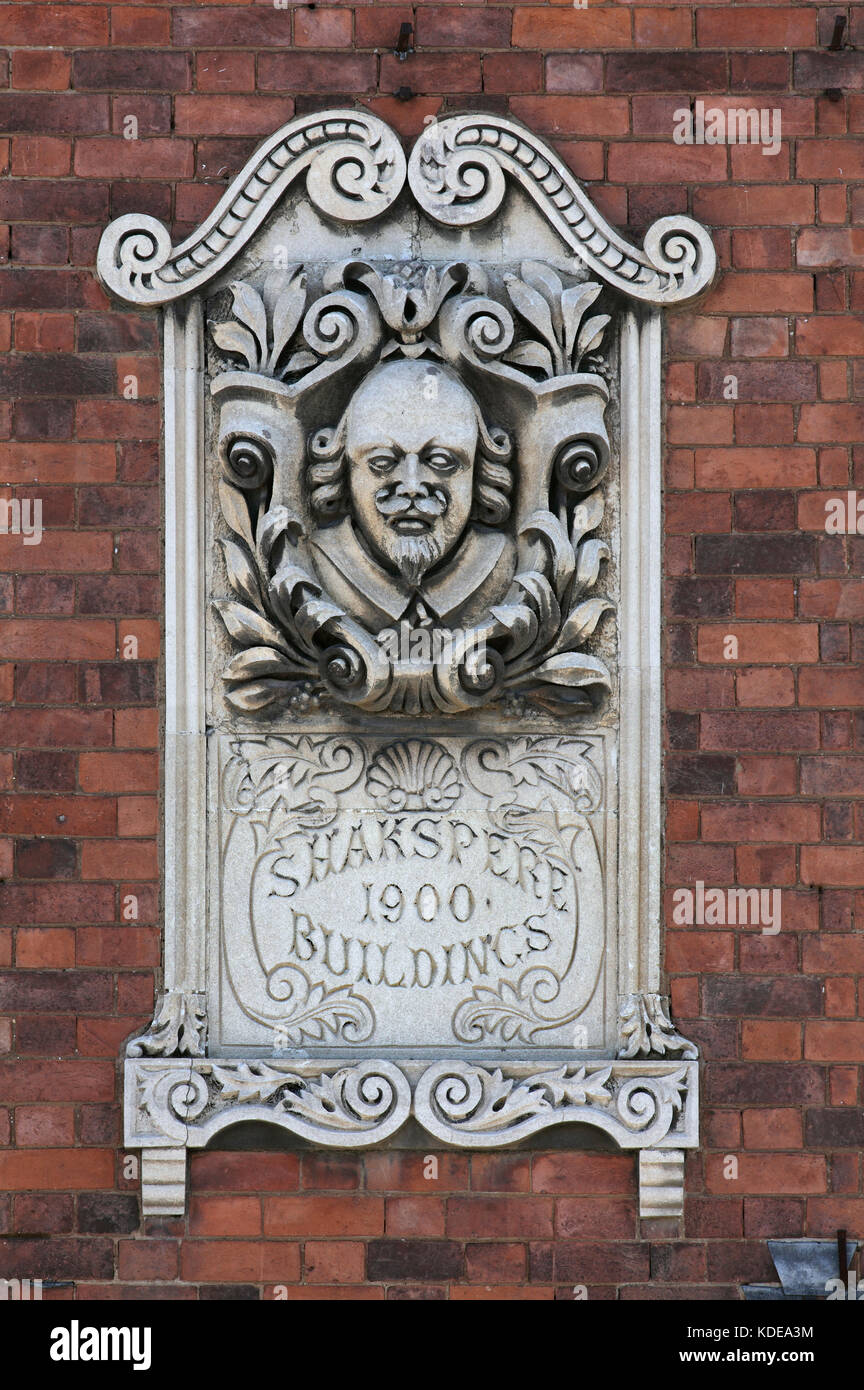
504, 273, 558, 362
219, 479, 254, 549
268, 269, 307, 374
214, 598, 291, 653
228, 281, 267, 367
561, 283, 602, 366
211, 321, 258, 371
576, 313, 610, 362
220, 537, 262, 610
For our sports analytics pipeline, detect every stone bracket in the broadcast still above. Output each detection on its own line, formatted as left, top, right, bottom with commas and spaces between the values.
127, 1056, 697, 1217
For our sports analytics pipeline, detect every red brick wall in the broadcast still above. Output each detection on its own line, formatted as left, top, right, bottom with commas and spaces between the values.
1, 2, 862, 1301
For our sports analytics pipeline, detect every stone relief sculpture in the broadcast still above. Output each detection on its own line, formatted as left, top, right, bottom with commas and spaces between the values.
98, 110, 715, 1219
210, 257, 614, 716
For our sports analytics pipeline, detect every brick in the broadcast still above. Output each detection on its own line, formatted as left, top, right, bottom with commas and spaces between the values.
800, 404, 864, 444
74, 138, 192, 179
365, 1153, 469, 1192
385, 1197, 446, 1237
705, 977, 822, 1019
554, 1242, 649, 1283
471, 1154, 530, 1192
798, 228, 864, 269
258, 54, 374, 96
174, 95, 296, 137
805, 1021, 864, 1061
606, 52, 725, 92
189, 1197, 261, 1237
556, 1198, 637, 1240
111, 6, 169, 46
304, 1240, 365, 1284
189, 1152, 299, 1193
484, 53, 543, 95
181, 1241, 300, 1284
300, 1154, 362, 1191
446, 1196, 553, 1240
744, 1198, 805, 1238
195, 53, 255, 95
532, 1154, 636, 1195
263, 1197, 383, 1238
366, 1240, 463, 1282
799, 669, 864, 707
695, 186, 814, 229
509, 96, 628, 139
706, 1153, 825, 1195
0, 94, 109, 135
73, 50, 190, 92
707, 275, 813, 314
118, 1239, 178, 1282
0, 1149, 113, 1190
464, 1243, 526, 1284
698, 623, 817, 663
0, 1237, 113, 1280
0, 4, 108, 45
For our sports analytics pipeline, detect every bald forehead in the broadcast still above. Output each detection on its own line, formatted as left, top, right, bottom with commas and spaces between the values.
345, 365, 479, 457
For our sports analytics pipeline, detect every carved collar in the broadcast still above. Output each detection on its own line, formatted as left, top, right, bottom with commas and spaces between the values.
310, 517, 509, 628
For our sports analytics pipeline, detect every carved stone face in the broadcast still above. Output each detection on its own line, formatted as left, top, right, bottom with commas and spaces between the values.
344, 360, 478, 584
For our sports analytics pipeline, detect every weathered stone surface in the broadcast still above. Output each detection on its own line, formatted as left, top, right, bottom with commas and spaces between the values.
97, 110, 714, 1213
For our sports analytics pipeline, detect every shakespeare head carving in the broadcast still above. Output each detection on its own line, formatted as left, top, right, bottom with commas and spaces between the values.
308, 359, 512, 584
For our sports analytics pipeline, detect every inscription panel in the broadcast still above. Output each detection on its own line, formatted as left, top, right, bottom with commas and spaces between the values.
215, 733, 612, 1051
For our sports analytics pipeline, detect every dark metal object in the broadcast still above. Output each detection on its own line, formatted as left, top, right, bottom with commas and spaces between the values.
828, 14, 847, 51
393, 86, 414, 102
394, 22, 414, 59
743, 1238, 859, 1301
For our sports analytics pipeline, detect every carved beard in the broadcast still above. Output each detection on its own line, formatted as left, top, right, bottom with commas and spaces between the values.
384, 531, 445, 586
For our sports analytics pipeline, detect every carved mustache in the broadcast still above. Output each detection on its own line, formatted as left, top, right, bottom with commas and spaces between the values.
375, 486, 449, 519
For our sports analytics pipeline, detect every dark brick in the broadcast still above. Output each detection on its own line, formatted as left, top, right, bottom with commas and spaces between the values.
16, 752, 77, 791
606, 52, 726, 92
77, 1192, 139, 1234
698, 362, 817, 403
366, 1240, 464, 1282
794, 51, 864, 91
0, 354, 114, 398
667, 754, 736, 795
703, 976, 823, 1018
79, 487, 159, 527
0, 93, 110, 133
706, 1064, 825, 1107
667, 712, 699, 750
730, 54, 789, 91
79, 663, 157, 705
695, 535, 816, 575
0, 970, 113, 1012
77, 313, 157, 353
0, 1238, 114, 1281
14, 838, 77, 880
13, 1194, 75, 1235
554, 1242, 649, 1283
804, 1109, 864, 1148
743, 1199, 804, 1238
77, 577, 161, 616
667, 578, 733, 618
73, 51, 191, 92
15, 662, 77, 703
16, 1014, 77, 1053
200, 1284, 260, 1300
13, 400, 74, 440
733, 491, 797, 532
11, 225, 68, 266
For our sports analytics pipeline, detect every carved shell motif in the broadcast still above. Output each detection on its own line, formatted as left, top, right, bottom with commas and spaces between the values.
365, 740, 461, 812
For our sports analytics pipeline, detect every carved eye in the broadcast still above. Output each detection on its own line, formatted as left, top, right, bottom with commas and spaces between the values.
368, 453, 397, 474
424, 449, 459, 474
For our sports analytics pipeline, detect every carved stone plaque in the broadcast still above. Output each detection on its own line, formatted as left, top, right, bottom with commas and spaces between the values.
99, 112, 714, 1216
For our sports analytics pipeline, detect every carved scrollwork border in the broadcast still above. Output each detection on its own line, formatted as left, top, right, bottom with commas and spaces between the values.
126, 1056, 697, 1152
97, 111, 716, 311
408, 114, 716, 305
97, 111, 407, 305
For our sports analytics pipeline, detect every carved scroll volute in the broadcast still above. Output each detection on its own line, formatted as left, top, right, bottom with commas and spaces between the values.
515, 376, 611, 531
